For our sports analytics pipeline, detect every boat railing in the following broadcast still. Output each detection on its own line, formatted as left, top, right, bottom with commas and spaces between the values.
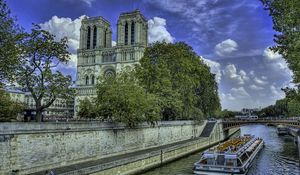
195, 162, 243, 172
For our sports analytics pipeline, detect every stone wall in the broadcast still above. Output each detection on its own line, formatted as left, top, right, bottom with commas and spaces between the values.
91, 127, 239, 175
0, 121, 205, 175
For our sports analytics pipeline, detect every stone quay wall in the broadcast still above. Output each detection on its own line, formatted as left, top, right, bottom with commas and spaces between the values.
91, 127, 239, 175
0, 121, 207, 175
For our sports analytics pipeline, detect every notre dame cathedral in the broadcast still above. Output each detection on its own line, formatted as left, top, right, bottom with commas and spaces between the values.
75, 10, 148, 116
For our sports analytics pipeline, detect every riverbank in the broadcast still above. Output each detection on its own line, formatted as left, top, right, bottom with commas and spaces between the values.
0, 120, 238, 175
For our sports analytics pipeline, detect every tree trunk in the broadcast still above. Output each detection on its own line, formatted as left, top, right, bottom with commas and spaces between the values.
35, 101, 43, 122
35, 109, 42, 122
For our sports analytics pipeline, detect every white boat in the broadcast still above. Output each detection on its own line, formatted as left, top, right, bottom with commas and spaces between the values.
277, 125, 289, 135
193, 135, 264, 175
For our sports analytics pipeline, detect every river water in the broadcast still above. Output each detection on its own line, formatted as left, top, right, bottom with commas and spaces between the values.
141, 125, 300, 175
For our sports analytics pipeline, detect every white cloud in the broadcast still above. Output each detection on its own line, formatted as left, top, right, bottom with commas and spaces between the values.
270, 85, 285, 99
215, 39, 238, 57
221, 87, 250, 104
64, 54, 77, 69
112, 41, 116, 47
230, 87, 250, 99
263, 47, 292, 76
201, 57, 222, 83
39, 16, 86, 74
223, 64, 248, 85
148, 17, 174, 43
263, 48, 282, 61
220, 92, 236, 101
249, 84, 264, 90
80, 0, 95, 6
253, 77, 268, 86
40, 15, 86, 54
261, 76, 267, 80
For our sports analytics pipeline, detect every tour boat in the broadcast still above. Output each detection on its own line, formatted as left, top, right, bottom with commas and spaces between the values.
193, 135, 264, 175
277, 125, 289, 135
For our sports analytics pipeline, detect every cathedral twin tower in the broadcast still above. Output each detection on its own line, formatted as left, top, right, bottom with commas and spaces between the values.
75, 10, 148, 115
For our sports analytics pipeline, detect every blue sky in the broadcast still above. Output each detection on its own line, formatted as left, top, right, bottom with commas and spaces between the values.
7, 0, 292, 110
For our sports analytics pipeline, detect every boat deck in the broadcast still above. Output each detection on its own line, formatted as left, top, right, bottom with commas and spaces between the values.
206, 135, 253, 154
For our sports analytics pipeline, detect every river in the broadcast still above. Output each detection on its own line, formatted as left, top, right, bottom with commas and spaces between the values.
141, 125, 300, 175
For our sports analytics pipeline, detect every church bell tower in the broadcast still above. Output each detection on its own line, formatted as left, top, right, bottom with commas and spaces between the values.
117, 9, 148, 47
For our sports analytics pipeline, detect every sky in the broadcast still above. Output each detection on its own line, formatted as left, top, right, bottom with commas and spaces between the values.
7, 0, 293, 111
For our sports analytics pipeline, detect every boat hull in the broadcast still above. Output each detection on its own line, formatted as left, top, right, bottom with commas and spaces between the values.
193, 171, 247, 175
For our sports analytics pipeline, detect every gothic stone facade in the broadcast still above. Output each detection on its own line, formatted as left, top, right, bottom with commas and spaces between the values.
75, 10, 148, 116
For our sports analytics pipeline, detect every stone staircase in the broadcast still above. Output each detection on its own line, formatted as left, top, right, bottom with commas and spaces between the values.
200, 122, 216, 137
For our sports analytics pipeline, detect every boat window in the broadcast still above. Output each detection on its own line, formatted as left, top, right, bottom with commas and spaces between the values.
216, 155, 225, 165
225, 159, 236, 166
240, 153, 249, 162
207, 158, 214, 165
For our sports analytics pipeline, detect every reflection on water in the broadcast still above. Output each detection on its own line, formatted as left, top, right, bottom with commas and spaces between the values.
141, 125, 300, 175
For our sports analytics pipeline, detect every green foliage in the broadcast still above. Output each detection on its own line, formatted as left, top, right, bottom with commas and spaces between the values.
261, 0, 300, 83
95, 68, 160, 127
216, 109, 236, 119
17, 26, 75, 122
258, 87, 300, 117
281, 87, 300, 117
78, 98, 98, 119
287, 99, 300, 117
0, 0, 24, 82
258, 105, 280, 117
136, 42, 220, 120
0, 89, 24, 122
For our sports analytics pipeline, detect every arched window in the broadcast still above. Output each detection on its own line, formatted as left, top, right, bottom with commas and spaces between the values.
91, 75, 95, 85
85, 76, 89, 85
87, 27, 91, 49
104, 30, 107, 47
124, 22, 128, 45
93, 26, 97, 49
131, 21, 135, 44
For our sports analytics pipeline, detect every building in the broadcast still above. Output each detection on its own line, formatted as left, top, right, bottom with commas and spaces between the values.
25, 94, 74, 118
74, 10, 148, 116
5, 86, 74, 119
241, 108, 261, 115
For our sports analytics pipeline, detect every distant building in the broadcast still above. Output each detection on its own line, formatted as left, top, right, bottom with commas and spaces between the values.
241, 108, 260, 115
5, 86, 74, 119
75, 9, 148, 117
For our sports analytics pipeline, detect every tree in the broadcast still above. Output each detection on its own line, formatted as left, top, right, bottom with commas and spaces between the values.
95, 68, 160, 127
0, 88, 24, 122
216, 109, 236, 119
135, 43, 183, 120
0, 0, 24, 82
78, 97, 98, 119
136, 42, 220, 120
17, 26, 75, 122
287, 99, 300, 117
261, 0, 300, 83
